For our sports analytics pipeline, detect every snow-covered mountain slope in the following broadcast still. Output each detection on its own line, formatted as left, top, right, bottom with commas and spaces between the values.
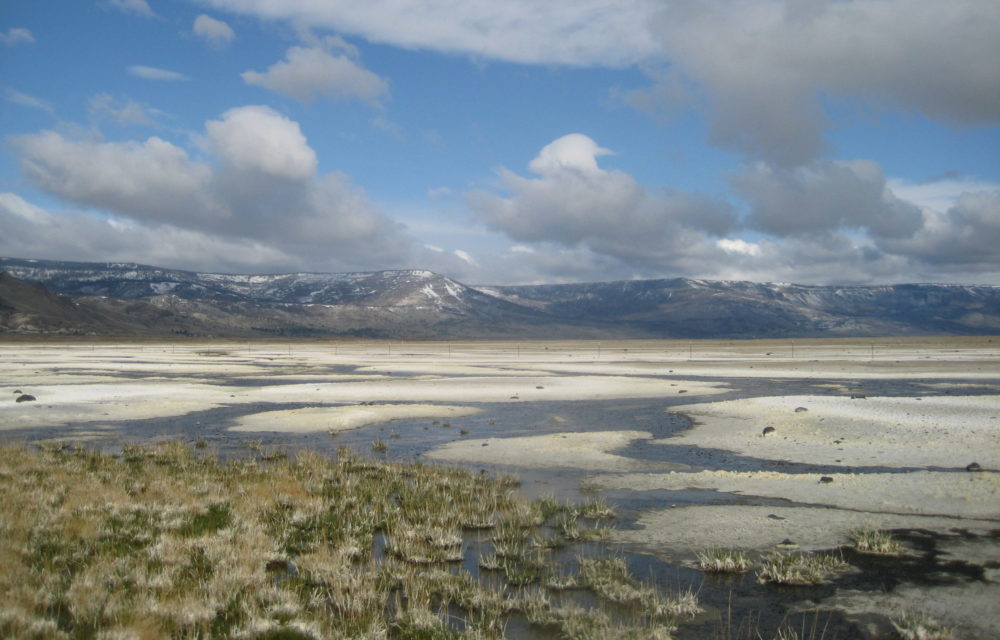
3, 257, 998, 338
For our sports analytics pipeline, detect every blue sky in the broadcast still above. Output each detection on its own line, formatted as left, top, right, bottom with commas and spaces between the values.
1, 0, 998, 285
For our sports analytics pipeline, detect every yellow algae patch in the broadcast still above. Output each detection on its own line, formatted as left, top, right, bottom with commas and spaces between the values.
229, 404, 482, 433
590, 470, 1000, 519
425, 430, 667, 472
613, 505, 993, 555
661, 395, 1000, 469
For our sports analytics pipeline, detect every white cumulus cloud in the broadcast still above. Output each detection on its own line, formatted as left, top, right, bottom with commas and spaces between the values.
11, 106, 418, 271
205, 105, 317, 180
242, 45, 388, 106
733, 160, 924, 240
468, 133, 737, 268
193, 15, 235, 48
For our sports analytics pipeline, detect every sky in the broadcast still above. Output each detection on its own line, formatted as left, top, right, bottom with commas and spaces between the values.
1, 0, 998, 285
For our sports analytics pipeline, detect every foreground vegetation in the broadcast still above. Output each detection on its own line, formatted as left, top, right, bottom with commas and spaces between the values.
0, 442, 699, 639
1, 442, 939, 639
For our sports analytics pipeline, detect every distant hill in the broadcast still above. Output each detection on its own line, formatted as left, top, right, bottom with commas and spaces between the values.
2, 257, 999, 339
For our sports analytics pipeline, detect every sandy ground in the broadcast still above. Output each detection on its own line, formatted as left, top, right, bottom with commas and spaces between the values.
590, 469, 1000, 519
425, 430, 679, 472
230, 404, 481, 433
823, 582, 1000, 640
612, 505, 991, 553
661, 394, 1000, 469
0, 342, 727, 432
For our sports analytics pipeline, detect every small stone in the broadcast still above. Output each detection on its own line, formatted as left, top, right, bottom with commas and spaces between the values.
482, 443, 489, 447
13, 390, 21, 394
767, 514, 786, 520
966, 462, 983, 472
851, 394, 867, 399
16, 394, 36, 403
762, 426, 776, 436
536, 386, 544, 389
777, 539, 798, 549
794, 406, 808, 413
819, 476, 834, 484
678, 389, 688, 394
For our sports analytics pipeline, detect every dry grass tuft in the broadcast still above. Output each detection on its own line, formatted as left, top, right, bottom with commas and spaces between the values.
697, 548, 754, 573
850, 527, 904, 555
756, 551, 848, 585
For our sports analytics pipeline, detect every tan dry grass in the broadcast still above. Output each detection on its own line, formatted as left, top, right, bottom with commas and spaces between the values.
0, 442, 707, 639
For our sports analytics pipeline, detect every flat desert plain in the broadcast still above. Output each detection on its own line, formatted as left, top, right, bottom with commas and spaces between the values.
1, 337, 999, 637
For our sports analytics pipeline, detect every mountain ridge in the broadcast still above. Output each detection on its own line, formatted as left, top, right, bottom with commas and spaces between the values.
2, 256, 998, 339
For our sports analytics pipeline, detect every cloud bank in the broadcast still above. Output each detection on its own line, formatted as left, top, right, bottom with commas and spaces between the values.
204, 0, 660, 67
466, 134, 1000, 284
10, 106, 418, 272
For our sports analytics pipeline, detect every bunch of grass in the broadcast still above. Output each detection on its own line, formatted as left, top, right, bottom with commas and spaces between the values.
697, 548, 754, 573
756, 552, 848, 585
578, 556, 702, 621
850, 527, 904, 555
891, 611, 953, 640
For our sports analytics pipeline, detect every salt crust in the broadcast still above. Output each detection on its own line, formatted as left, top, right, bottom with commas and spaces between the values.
661, 394, 1000, 468
230, 404, 482, 433
425, 430, 665, 472
590, 470, 1000, 519
613, 505, 994, 554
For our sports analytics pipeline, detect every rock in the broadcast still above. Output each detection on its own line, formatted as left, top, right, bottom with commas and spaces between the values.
794, 406, 808, 413
767, 514, 786, 520
762, 426, 776, 436
536, 386, 544, 389
777, 539, 798, 549
13, 390, 21, 394
15, 394, 36, 403
819, 476, 834, 484
966, 462, 983, 472
678, 389, 688, 394
850, 394, 867, 399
